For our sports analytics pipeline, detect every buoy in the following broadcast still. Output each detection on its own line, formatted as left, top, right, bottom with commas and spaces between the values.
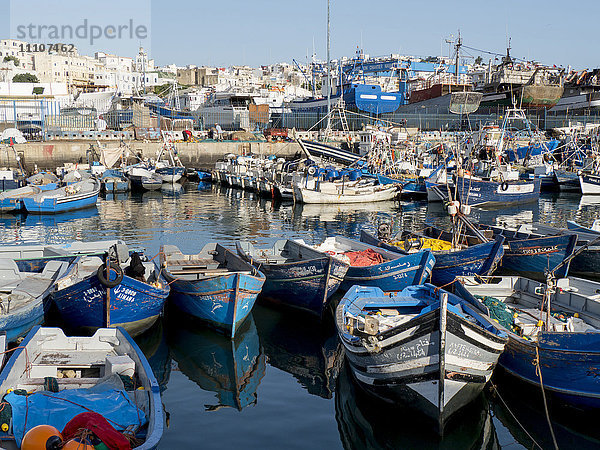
1, 423, 8, 432
460, 204, 471, 215
21, 425, 62, 450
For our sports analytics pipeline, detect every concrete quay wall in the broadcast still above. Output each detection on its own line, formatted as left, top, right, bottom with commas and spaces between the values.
2, 141, 302, 172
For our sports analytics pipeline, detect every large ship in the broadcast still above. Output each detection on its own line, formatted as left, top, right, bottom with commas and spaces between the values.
476, 48, 564, 110
550, 69, 600, 113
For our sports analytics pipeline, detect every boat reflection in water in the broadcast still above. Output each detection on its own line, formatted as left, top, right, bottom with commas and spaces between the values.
135, 319, 172, 393
253, 304, 343, 399
168, 313, 266, 410
335, 363, 498, 449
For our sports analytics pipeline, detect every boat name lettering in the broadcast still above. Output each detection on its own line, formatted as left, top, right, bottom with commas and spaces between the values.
396, 338, 432, 360
517, 246, 558, 254
447, 342, 482, 359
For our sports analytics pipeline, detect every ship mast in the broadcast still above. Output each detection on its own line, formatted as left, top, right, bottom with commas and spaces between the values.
455, 31, 462, 85
326, 0, 331, 132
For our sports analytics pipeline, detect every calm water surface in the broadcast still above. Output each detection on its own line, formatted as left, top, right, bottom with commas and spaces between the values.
2, 183, 600, 449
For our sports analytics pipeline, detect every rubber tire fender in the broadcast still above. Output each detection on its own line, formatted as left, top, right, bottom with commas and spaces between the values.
97, 262, 124, 288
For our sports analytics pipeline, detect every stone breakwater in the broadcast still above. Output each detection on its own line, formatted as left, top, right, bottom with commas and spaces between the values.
1, 141, 302, 171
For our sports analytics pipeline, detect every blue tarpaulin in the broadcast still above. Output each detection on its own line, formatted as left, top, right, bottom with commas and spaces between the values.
6, 378, 147, 446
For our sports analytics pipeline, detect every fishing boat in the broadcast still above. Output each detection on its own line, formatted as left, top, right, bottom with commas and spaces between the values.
336, 284, 507, 432
567, 220, 600, 234
505, 222, 600, 281
100, 169, 130, 193
294, 182, 400, 204
22, 179, 101, 214
159, 244, 265, 338
579, 172, 600, 195
126, 167, 163, 191
0, 326, 163, 449
169, 315, 266, 410
455, 275, 600, 411
455, 175, 541, 207
155, 165, 185, 184
307, 236, 436, 292
196, 170, 212, 182
0, 258, 70, 342
26, 172, 59, 190
0, 185, 42, 212
52, 244, 169, 336
236, 239, 349, 317
428, 223, 578, 280
360, 229, 505, 286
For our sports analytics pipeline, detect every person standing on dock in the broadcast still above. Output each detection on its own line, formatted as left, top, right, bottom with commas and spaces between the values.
215, 123, 223, 141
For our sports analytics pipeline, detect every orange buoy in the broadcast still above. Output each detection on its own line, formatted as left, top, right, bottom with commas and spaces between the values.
21, 425, 62, 450
62, 437, 96, 449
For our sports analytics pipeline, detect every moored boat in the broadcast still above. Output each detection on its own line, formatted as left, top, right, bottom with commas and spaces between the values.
294, 182, 400, 204
360, 229, 505, 286
52, 244, 169, 336
336, 284, 507, 431
159, 244, 265, 338
236, 239, 349, 317
0, 185, 42, 212
0, 326, 163, 449
309, 235, 436, 292
455, 275, 600, 411
455, 175, 541, 207
22, 179, 101, 214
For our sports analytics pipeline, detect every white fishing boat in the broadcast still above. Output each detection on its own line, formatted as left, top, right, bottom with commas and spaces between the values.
0, 326, 163, 449
294, 181, 400, 204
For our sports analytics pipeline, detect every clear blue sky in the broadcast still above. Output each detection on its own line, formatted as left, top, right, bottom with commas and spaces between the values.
2, 0, 599, 70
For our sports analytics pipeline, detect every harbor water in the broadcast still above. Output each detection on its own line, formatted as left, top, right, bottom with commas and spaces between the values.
3, 182, 600, 449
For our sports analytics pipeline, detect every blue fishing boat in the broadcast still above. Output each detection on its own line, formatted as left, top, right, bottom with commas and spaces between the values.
455, 176, 541, 207
0, 326, 163, 449
22, 179, 101, 214
456, 275, 600, 411
26, 172, 59, 191
0, 185, 42, 212
428, 223, 578, 280
567, 219, 600, 235
310, 235, 436, 292
169, 314, 266, 410
476, 224, 578, 279
236, 239, 349, 317
52, 244, 169, 336
100, 169, 130, 193
360, 229, 505, 286
336, 284, 506, 431
196, 170, 212, 182
160, 244, 265, 338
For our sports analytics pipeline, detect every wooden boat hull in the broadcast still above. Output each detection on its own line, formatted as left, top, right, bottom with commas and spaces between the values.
0, 326, 163, 449
360, 230, 504, 286
455, 176, 541, 207
294, 184, 399, 204
579, 173, 600, 195
341, 248, 436, 292
22, 181, 100, 214
167, 272, 264, 338
455, 276, 600, 411
236, 241, 348, 317
337, 285, 506, 430
52, 272, 169, 336
475, 225, 578, 279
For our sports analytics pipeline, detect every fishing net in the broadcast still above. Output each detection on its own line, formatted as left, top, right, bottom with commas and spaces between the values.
477, 295, 519, 333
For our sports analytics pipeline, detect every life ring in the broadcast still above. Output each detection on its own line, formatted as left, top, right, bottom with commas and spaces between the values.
97, 262, 124, 288
307, 166, 317, 176
501, 181, 509, 191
